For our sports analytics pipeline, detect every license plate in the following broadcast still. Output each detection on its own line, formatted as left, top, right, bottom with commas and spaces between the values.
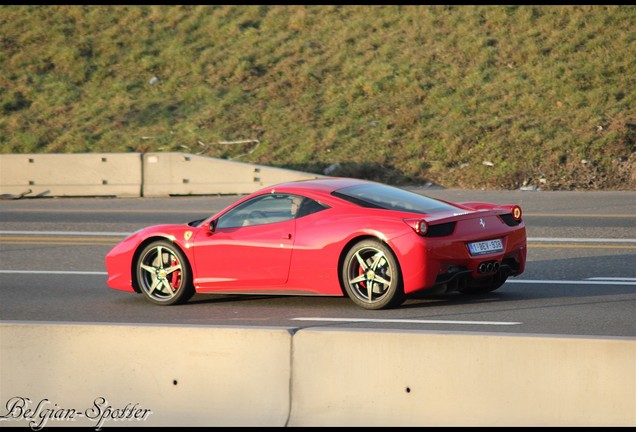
468, 239, 504, 256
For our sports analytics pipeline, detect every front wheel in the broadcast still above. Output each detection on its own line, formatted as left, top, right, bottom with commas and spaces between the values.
342, 240, 404, 310
136, 240, 195, 305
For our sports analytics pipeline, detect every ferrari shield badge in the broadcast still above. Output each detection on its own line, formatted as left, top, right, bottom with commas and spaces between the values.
184, 231, 193, 241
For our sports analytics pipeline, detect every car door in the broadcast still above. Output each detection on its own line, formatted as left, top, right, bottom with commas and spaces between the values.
191, 194, 297, 291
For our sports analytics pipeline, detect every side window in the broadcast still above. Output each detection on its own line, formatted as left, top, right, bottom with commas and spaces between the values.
216, 195, 277, 229
283, 194, 329, 219
216, 194, 328, 229
294, 196, 329, 218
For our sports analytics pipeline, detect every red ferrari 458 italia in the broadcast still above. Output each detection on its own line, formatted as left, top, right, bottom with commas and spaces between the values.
105, 177, 527, 310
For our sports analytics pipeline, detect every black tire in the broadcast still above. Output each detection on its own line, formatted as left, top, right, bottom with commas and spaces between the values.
459, 273, 508, 294
136, 240, 195, 305
341, 239, 404, 310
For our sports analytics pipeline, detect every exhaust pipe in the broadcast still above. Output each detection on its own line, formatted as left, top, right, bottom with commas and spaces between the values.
478, 260, 500, 274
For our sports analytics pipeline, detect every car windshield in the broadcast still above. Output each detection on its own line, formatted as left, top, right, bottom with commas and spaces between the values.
332, 183, 461, 215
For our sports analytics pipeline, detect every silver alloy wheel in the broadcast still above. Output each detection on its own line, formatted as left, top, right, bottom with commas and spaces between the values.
345, 245, 394, 306
138, 243, 185, 302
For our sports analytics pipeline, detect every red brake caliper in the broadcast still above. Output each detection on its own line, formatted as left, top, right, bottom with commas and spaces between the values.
170, 256, 182, 291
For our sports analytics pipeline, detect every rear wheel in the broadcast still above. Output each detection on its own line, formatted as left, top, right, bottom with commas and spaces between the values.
136, 240, 195, 305
342, 240, 404, 310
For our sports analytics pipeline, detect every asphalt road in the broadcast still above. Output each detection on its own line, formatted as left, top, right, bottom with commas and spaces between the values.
1, 188, 635, 337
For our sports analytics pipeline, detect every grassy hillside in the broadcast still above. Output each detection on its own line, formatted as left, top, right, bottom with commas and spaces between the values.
1, 5, 634, 190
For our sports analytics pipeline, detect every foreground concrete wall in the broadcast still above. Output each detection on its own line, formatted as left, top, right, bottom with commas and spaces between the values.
0, 322, 293, 427
288, 328, 635, 426
0, 322, 634, 427
0, 152, 322, 198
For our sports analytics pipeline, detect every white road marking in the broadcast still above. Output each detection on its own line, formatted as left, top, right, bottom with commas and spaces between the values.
0, 270, 634, 287
586, 277, 636, 281
0, 270, 107, 275
292, 318, 521, 325
528, 237, 636, 243
2, 231, 635, 244
507, 279, 636, 286
0, 230, 129, 236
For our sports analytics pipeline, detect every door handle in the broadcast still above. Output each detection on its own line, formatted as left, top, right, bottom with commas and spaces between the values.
283, 233, 292, 239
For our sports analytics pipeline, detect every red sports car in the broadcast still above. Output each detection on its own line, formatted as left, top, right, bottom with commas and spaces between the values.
105, 177, 526, 310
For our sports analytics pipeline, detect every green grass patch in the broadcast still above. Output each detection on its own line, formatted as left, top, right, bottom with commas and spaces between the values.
0, 5, 634, 189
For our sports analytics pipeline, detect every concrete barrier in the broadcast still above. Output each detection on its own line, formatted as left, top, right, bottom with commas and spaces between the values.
0, 322, 294, 428
288, 328, 636, 426
0, 153, 142, 198
0, 152, 322, 198
1, 322, 634, 427
141, 152, 322, 197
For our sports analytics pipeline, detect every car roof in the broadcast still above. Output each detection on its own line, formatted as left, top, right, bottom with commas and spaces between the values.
261, 177, 371, 195
247, 177, 377, 206
256, 177, 373, 196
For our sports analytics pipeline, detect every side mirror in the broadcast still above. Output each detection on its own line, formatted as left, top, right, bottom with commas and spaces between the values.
209, 219, 218, 233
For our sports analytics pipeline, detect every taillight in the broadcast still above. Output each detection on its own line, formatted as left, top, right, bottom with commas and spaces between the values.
415, 220, 428, 235
404, 218, 455, 237
512, 205, 522, 221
